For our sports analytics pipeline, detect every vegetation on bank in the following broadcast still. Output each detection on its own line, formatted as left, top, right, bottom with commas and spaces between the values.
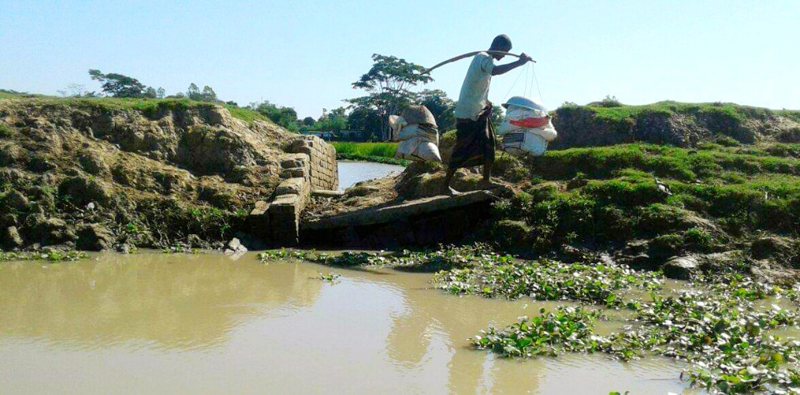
0, 94, 275, 127
551, 100, 800, 149
568, 100, 800, 124
483, 142, 800, 268
331, 142, 410, 165
0, 250, 89, 262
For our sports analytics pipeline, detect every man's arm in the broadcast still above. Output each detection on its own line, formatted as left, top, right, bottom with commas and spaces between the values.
491, 53, 533, 76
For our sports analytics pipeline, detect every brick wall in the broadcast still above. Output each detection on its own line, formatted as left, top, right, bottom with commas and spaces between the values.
265, 136, 338, 246
288, 136, 338, 191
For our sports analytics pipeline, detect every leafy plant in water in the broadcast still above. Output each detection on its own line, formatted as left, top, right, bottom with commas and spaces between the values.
469, 272, 800, 394
318, 272, 341, 282
434, 256, 663, 307
0, 251, 89, 262
257, 249, 312, 263
473, 307, 604, 357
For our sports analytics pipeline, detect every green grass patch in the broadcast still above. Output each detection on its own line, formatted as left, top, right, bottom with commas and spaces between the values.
582, 101, 777, 123
223, 104, 272, 125
0, 123, 13, 138
332, 142, 409, 165
2, 96, 274, 126
490, 142, 800, 250
332, 142, 398, 158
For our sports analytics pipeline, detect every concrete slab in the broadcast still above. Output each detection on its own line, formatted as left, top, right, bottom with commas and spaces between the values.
302, 190, 496, 230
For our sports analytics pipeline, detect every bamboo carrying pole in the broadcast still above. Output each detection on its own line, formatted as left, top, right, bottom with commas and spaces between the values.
424, 51, 535, 74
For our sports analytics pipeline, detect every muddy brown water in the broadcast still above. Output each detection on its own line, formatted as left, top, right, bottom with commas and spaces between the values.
0, 253, 693, 394
337, 161, 404, 191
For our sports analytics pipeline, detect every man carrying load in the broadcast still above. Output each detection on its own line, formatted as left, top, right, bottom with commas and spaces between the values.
442, 34, 533, 195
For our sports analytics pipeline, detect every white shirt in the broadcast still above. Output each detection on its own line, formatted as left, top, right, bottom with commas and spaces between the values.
454, 52, 495, 121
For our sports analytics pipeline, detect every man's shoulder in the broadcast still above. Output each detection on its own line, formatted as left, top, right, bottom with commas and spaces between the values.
471, 52, 494, 73
473, 51, 491, 60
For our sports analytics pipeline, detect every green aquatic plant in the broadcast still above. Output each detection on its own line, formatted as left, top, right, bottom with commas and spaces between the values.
317, 272, 341, 282
315, 251, 390, 266
469, 273, 800, 394
0, 251, 89, 262
257, 248, 312, 263
257, 244, 496, 271
161, 245, 199, 254
434, 256, 663, 307
473, 307, 603, 357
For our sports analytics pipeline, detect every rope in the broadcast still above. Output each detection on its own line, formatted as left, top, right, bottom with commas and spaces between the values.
532, 63, 544, 103
503, 62, 544, 103
503, 63, 527, 102
523, 63, 529, 99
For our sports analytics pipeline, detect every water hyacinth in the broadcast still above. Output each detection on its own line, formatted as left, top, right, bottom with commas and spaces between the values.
257, 243, 497, 270
434, 256, 663, 307
470, 274, 800, 394
317, 272, 341, 282
257, 248, 312, 263
0, 251, 89, 262
473, 307, 605, 357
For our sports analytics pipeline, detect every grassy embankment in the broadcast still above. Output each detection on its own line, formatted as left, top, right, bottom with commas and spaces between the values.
551, 101, 800, 148
0, 91, 273, 127
330, 142, 409, 165
485, 142, 800, 261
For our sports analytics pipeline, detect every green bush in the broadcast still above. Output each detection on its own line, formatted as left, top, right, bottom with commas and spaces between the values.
0, 123, 12, 138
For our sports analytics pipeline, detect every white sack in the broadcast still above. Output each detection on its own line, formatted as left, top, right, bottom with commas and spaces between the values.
395, 137, 442, 162
389, 115, 408, 142
396, 124, 439, 144
498, 105, 551, 135
501, 131, 547, 157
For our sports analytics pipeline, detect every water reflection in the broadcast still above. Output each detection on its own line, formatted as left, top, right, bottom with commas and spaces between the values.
337, 161, 404, 191
0, 252, 323, 351
0, 253, 690, 394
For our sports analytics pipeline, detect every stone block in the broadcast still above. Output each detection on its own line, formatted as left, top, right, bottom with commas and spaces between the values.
280, 168, 307, 179
276, 177, 307, 196
250, 200, 270, 216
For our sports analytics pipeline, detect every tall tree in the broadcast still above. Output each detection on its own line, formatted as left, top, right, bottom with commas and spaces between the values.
144, 87, 157, 99
347, 105, 382, 140
315, 107, 348, 132
201, 86, 217, 102
250, 101, 299, 132
156, 87, 166, 99
349, 54, 432, 141
88, 69, 147, 98
187, 83, 201, 100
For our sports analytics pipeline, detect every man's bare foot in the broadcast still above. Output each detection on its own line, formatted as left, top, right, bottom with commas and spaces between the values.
444, 187, 463, 196
478, 179, 501, 190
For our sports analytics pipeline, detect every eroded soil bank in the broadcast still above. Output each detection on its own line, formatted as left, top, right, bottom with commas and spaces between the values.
0, 98, 293, 252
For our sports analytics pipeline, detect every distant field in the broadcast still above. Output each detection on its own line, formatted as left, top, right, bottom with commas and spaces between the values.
331, 142, 408, 165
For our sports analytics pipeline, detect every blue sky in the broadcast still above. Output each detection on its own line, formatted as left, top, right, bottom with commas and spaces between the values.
1, 0, 798, 118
